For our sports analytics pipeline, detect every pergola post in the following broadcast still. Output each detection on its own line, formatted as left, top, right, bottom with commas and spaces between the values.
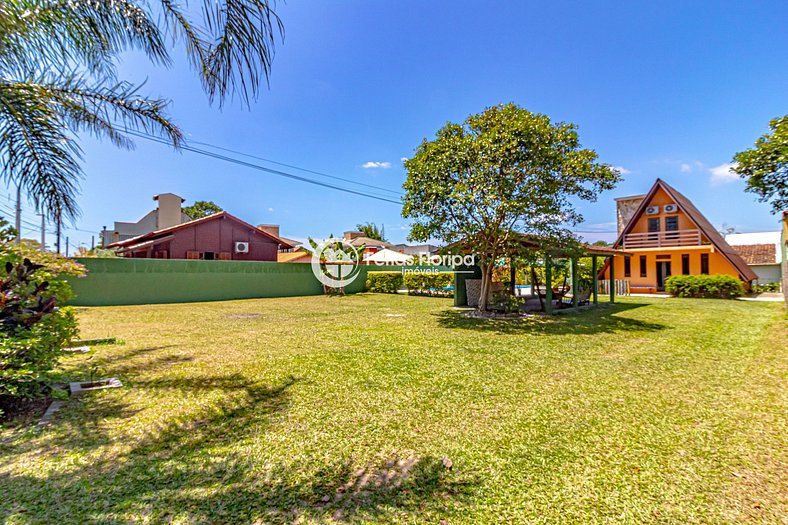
544, 255, 553, 315
509, 259, 516, 296
592, 255, 598, 305
571, 256, 579, 308
608, 255, 615, 303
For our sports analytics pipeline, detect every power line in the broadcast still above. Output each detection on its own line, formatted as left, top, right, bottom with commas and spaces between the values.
123, 129, 403, 205
188, 139, 404, 196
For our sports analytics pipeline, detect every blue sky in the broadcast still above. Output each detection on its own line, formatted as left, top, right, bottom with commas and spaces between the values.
10, 0, 787, 250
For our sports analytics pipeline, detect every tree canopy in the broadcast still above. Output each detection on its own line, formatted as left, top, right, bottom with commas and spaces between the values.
733, 115, 788, 214
0, 0, 283, 222
402, 103, 620, 310
355, 222, 386, 241
183, 201, 223, 220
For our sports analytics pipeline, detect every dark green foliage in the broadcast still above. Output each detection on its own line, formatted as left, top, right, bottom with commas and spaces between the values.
355, 222, 386, 241
753, 282, 781, 293
0, 259, 79, 403
403, 272, 454, 297
0, 259, 56, 331
183, 201, 223, 220
665, 275, 745, 299
365, 272, 403, 293
733, 115, 788, 214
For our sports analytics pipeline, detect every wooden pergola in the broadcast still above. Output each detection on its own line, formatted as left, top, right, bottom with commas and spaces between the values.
448, 234, 632, 314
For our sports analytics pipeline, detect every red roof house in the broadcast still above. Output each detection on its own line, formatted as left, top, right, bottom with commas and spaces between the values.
107, 212, 293, 261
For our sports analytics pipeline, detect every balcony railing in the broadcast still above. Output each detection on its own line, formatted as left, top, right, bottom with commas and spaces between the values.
623, 229, 702, 249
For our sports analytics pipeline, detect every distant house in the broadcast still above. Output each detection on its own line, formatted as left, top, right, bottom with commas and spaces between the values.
108, 212, 292, 261
101, 193, 192, 246
343, 231, 393, 255
390, 243, 440, 257
726, 231, 784, 286
600, 179, 757, 293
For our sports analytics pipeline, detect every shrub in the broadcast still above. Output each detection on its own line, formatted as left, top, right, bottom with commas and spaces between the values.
665, 274, 745, 299
753, 282, 781, 293
366, 272, 403, 293
403, 271, 454, 297
0, 253, 82, 411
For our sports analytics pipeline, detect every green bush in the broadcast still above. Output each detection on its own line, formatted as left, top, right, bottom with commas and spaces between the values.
0, 246, 83, 413
403, 271, 454, 297
366, 272, 403, 293
665, 274, 745, 299
0, 307, 78, 400
753, 282, 781, 293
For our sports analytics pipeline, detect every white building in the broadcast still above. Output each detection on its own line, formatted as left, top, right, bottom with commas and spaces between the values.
101, 193, 193, 247
725, 231, 783, 286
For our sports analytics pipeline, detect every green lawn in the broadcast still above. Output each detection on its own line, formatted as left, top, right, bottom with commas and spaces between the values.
1, 294, 786, 524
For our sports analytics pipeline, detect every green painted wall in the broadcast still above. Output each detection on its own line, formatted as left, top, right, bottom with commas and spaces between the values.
67, 258, 450, 306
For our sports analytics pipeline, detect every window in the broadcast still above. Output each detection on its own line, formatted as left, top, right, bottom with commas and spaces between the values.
200, 251, 216, 261
700, 253, 709, 274
681, 253, 690, 275
624, 256, 631, 277
648, 218, 660, 232
665, 216, 679, 231
640, 255, 647, 277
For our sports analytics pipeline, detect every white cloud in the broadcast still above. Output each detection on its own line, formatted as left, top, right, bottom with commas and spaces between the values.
361, 161, 392, 169
267, 207, 274, 212
709, 162, 739, 184
680, 163, 692, 173
613, 166, 631, 175
400, 157, 408, 163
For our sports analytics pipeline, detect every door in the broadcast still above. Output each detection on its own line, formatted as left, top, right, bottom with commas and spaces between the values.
656, 261, 672, 291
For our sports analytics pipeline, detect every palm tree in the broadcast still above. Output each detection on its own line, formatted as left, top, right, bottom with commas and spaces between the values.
0, 0, 283, 222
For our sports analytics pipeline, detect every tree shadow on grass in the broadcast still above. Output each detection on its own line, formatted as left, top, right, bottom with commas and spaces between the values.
434, 302, 667, 336
1, 372, 477, 523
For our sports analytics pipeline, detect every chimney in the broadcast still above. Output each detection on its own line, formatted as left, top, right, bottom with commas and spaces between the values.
615, 195, 646, 235
154, 193, 185, 229
344, 231, 363, 241
258, 224, 280, 239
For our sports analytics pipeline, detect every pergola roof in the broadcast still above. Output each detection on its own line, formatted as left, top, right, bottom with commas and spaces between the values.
445, 233, 631, 258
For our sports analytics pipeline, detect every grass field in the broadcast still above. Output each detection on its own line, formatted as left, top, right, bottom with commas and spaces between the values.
1, 294, 786, 524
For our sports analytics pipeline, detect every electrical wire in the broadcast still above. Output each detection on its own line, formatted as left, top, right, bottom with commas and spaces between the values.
123, 129, 403, 205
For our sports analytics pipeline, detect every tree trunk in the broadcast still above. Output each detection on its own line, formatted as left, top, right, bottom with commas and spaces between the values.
478, 262, 494, 312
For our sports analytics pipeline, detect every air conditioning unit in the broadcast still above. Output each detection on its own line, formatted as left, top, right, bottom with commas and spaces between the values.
234, 241, 249, 254
664, 203, 678, 213
646, 206, 660, 215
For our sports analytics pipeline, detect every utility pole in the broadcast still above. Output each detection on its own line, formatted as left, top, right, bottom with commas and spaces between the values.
55, 214, 61, 254
65, 236, 69, 257
38, 213, 45, 249
14, 185, 21, 245
91, 235, 95, 250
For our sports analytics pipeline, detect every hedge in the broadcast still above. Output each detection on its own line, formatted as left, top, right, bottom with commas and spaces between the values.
665, 274, 745, 299
365, 272, 403, 293
403, 272, 454, 297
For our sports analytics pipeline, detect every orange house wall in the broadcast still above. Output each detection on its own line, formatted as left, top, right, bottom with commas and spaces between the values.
627, 187, 699, 236
602, 249, 742, 292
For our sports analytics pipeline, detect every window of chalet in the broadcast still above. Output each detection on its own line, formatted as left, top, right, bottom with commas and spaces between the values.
624, 256, 631, 277
639, 255, 647, 277
681, 253, 690, 274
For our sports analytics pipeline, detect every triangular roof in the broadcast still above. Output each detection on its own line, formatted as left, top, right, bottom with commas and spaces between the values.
108, 211, 294, 250
612, 179, 757, 281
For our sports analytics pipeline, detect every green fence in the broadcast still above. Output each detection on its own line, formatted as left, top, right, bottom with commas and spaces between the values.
66, 258, 451, 306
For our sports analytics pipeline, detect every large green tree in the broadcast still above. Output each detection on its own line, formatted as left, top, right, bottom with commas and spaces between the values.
355, 222, 386, 241
183, 200, 223, 220
0, 0, 283, 222
733, 115, 788, 214
403, 103, 620, 311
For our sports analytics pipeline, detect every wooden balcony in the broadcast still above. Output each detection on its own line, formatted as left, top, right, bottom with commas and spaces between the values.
622, 229, 702, 249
